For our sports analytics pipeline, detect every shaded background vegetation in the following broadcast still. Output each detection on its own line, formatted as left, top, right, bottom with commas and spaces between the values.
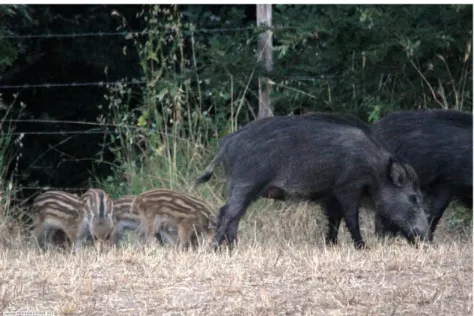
0, 5, 471, 222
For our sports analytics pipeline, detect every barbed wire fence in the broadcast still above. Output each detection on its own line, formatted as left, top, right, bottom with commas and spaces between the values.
0, 24, 350, 196
0, 24, 348, 89
0, 24, 302, 40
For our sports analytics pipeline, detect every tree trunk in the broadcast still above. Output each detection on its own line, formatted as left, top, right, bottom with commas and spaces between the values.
257, 4, 273, 119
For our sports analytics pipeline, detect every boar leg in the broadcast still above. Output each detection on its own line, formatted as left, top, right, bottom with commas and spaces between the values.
213, 204, 231, 248
334, 188, 365, 249
212, 190, 254, 249
143, 217, 158, 246
32, 222, 48, 251
159, 230, 178, 245
226, 216, 241, 247
73, 220, 91, 253
425, 185, 452, 241
176, 220, 194, 251
322, 197, 343, 246
111, 222, 126, 247
135, 223, 147, 249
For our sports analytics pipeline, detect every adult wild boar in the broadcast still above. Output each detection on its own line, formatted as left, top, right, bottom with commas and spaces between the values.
371, 109, 473, 241
196, 113, 429, 250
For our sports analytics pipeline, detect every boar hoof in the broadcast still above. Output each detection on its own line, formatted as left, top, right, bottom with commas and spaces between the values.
324, 237, 338, 247
354, 240, 368, 250
211, 239, 223, 252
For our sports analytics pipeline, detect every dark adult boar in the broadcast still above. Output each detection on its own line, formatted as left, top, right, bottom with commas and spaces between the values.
196, 114, 429, 250
371, 109, 473, 241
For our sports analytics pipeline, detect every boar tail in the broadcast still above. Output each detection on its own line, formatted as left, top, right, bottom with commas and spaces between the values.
195, 146, 226, 187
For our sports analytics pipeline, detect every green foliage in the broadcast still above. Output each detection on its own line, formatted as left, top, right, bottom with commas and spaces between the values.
0, 5, 32, 71
102, 5, 233, 197
270, 5, 472, 117
445, 202, 473, 234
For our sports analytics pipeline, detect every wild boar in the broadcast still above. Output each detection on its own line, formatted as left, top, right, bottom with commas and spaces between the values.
371, 109, 472, 240
196, 113, 429, 250
31, 190, 91, 251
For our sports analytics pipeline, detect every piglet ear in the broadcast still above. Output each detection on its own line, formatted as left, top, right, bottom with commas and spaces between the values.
388, 157, 407, 187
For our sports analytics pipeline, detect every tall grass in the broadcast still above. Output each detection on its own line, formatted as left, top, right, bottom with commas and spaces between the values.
100, 6, 254, 203
0, 95, 29, 246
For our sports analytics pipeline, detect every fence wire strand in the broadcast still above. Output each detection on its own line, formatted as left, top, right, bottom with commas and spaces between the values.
0, 25, 298, 40
0, 75, 347, 90
0, 80, 147, 90
15, 186, 94, 193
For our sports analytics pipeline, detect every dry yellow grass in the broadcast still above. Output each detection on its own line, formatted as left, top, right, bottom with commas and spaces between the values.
0, 199, 472, 316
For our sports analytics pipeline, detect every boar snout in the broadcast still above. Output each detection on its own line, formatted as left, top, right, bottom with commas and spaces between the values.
406, 213, 430, 243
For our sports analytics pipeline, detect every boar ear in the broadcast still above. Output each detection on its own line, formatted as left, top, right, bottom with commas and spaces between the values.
403, 163, 419, 186
388, 157, 407, 187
